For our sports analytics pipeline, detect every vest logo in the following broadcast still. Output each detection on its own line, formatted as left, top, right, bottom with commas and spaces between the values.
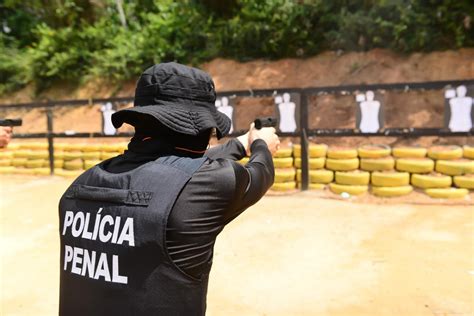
62, 208, 134, 284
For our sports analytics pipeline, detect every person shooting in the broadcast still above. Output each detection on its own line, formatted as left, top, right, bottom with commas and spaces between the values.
58, 62, 279, 315
0, 119, 22, 148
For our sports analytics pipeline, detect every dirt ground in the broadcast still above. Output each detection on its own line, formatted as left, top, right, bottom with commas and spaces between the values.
1, 175, 472, 316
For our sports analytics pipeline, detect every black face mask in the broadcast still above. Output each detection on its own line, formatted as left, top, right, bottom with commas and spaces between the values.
133, 122, 212, 154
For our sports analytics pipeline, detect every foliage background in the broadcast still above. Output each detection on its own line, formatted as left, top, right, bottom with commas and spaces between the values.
0, 0, 473, 94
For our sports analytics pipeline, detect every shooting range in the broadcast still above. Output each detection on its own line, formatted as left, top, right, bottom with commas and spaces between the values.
1, 1, 473, 316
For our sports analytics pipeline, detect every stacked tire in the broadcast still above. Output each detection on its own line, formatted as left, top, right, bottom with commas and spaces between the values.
55, 143, 84, 177
371, 171, 412, 197
0, 149, 14, 174
81, 144, 104, 170
421, 145, 471, 199
238, 146, 297, 191
272, 147, 296, 191
1, 141, 127, 177
8, 142, 49, 175
324, 146, 366, 195
54, 143, 125, 177
453, 144, 474, 191
2, 141, 473, 200
360, 145, 411, 197
294, 143, 331, 190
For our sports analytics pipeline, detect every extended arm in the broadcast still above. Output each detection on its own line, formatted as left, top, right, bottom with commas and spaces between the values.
205, 138, 247, 161
166, 129, 279, 279
225, 139, 275, 221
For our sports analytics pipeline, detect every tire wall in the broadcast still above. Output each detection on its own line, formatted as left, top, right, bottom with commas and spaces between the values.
258, 144, 473, 198
1, 142, 473, 198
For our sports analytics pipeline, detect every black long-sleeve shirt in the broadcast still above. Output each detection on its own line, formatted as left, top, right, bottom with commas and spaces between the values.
102, 138, 274, 279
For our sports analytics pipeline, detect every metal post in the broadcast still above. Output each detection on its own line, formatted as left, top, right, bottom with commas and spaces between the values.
299, 92, 309, 191
47, 110, 55, 175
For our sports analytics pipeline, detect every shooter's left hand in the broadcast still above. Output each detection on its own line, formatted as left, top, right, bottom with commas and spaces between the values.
0, 126, 12, 148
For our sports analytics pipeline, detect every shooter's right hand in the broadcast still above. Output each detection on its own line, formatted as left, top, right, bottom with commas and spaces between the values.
248, 123, 280, 155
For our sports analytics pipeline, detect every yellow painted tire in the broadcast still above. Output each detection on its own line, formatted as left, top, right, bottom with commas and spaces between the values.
308, 183, 325, 190
0, 159, 11, 166
13, 150, 30, 158
64, 144, 85, 152
411, 173, 452, 189
26, 159, 46, 168
271, 181, 297, 191
54, 159, 64, 168
273, 157, 294, 168
372, 185, 413, 197
435, 159, 474, 176
6, 143, 20, 150
293, 144, 328, 158
335, 171, 370, 185
101, 144, 122, 152
463, 145, 474, 159
55, 169, 82, 178
63, 159, 84, 171
0, 151, 13, 159
63, 152, 83, 161
101, 152, 120, 160
327, 147, 358, 159
428, 145, 463, 160
360, 157, 395, 171
293, 144, 301, 158
392, 146, 427, 158
20, 142, 48, 150
358, 144, 391, 158
273, 147, 293, 158
274, 168, 296, 182
329, 183, 368, 196
54, 143, 68, 151
453, 175, 474, 189
396, 158, 434, 174
27, 151, 49, 160
326, 158, 359, 171
33, 167, 50, 176
84, 159, 101, 170
11, 158, 28, 167
54, 151, 64, 160
294, 157, 326, 169
81, 144, 103, 152
82, 151, 102, 160
425, 188, 468, 199
0, 166, 15, 174
297, 169, 334, 183
309, 170, 334, 183
308, 144, 328, 158
371, 171, 410, 187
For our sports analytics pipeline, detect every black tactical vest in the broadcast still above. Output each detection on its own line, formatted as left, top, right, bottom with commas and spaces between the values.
58, 156, 208, 316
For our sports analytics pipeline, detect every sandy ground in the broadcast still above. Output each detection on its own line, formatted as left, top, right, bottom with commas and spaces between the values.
1, 175, 473, 316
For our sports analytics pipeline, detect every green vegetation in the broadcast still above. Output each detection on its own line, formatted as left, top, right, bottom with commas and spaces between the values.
1, 0, 473, 94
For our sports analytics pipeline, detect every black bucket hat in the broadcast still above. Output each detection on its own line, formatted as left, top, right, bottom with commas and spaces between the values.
112, 62, 231, 139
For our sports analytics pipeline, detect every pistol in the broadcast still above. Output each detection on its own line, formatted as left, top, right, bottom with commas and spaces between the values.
254, 117, 278, 130
0, 119, 22, 127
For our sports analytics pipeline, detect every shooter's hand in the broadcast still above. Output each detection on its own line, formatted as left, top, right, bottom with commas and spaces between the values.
0, 126, 12, 148
248, 123, 280, 155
